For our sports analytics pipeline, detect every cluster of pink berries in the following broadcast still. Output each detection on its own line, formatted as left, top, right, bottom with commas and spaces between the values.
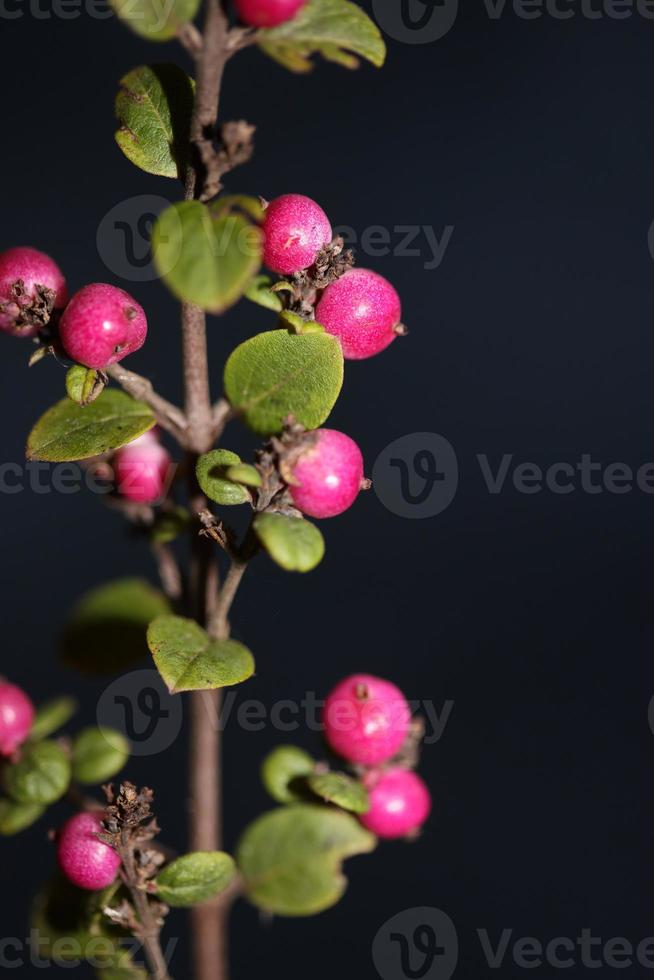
0, 247, 147, 370
323, 674, 431, 839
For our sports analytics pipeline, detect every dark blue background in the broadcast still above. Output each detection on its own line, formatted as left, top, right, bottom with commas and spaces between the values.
2, 1, 654, 977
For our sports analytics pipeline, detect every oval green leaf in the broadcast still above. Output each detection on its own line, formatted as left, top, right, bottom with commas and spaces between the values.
0, 798, 46, 836
147, 615, 255, 693
115, 64, 194, 179
258, 0, 386, 73
61, 578, 170, 674
156, 851, 236, 907
224, 329, 343, 435
254, 513, 324, 572
110, 0, 201, 41
261, 745, 315, 804
152, 201, 262, 313
5, 741, 71, 805
245, 275, 284, 312
306, 771, 370, 814
225, 463, 262, 488
196, 449, 250, 506
237, 804, 376, 916
65, 365, 106, 406
29, 697, 78, 742
72, 728, 130, 785
27, 389, 155, 463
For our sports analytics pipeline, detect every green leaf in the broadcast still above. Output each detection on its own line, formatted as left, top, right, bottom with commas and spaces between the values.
32, 876, 124, 964
0, 798, 45, 835
156, 852, 236, 907
29, 697, 78, 742
196, 449, 250, 505
61, 578, 171, 674
110, 0, 201, 41
115, 64, 194, 179
152, 201, 262, 313
237, 804, 376, 916
306, 772, 370, 814
27, 390, 155, 463
224, 329, 343, 435
225, 463, 262, 488
72, 728, 130, 785
65, 365, 106, 406
147, 615, 255, 693
151, 506, 191, 543
261, 745, 315, 804
5, 741, 71, 805
245, 275, 284, 312
258, 0, 386, 73
254, 513, 324, 572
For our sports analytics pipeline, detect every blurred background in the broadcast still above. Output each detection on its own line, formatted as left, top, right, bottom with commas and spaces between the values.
2, 1, 654, 976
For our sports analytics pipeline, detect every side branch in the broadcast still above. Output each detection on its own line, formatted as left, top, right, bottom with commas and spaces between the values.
106, 364, 187, 444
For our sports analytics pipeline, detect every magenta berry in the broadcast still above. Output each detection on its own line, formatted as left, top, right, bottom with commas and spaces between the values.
360, 768, 431, 839
0, 247, 68, 338
288, 429, 365, 519
323, 674, 411, 765
235, 0, 305, 26
59, 283, 147, 370
316, 268, 403, 360
262, 194, 332, 275
0, 682, 34, 757
114, 436, 171, 504
57, 811, 121, 891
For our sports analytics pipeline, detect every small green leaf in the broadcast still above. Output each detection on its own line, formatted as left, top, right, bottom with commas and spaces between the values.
61, 578, 170, 674
5, 741, 71, 805
65, 365, 106, 406
261, 745, 315, 804
0, 798, 46, 835
245, 275, 284, 312
212, 194, 266, 223
254, 513, 324, 572
27, 390, 155, 463
32, 876, 124, 964
237, 804, 376, 916
196, 449, 250, 505
225, 463, 262, 488
306, 772, 370, 814
152, 201, 262, 313
258, 0, 386, 73
147, 615, 255, 693
156, 852, 236, 907
29, 697, 78, 742
278, 310, 324, 335
110, 0, 201, 41
151, 506, 191, 543
115, 65, 194, 179
224, 329, 343, 435
72, 728, 130, 785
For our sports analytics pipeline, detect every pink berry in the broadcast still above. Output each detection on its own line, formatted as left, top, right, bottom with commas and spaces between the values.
114, 438, 171, 504
57, 811, 121, 891
288, 429, 365, 519
316, 268, 402, 360
0, 247, 68, 338
59, 283, 147, 370
360, 768, 431, 839
235, 0, 305, 26
262, 194, 332, 275
0, 682, 34, 756
323, 674, 411, 765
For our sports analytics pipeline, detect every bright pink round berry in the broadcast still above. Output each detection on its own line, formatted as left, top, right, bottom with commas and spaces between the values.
360, 768, 431, 839
235, 0, 305, 26
0, 682, 34, 756
0, 247, 68, 338
59, 283, 147, 370
316, 268, 402, 360
323, 674, 411, 765
114, 438, 171, 504
262, 194, 332, 275
288, 429, 364, 519
57, 811, 121, 891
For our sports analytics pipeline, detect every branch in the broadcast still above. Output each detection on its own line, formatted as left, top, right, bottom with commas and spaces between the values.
226, 25, 258, 56
212, 397, 233, 441
106, 364, 187, 444
152, 541, 183, 602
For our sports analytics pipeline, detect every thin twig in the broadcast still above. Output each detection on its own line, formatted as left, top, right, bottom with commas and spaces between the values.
106, 364, 187, 444
177, 22, 204, 56
212, 397, 233, 441
208, 557, 248, 640
152, 542, 183, 601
